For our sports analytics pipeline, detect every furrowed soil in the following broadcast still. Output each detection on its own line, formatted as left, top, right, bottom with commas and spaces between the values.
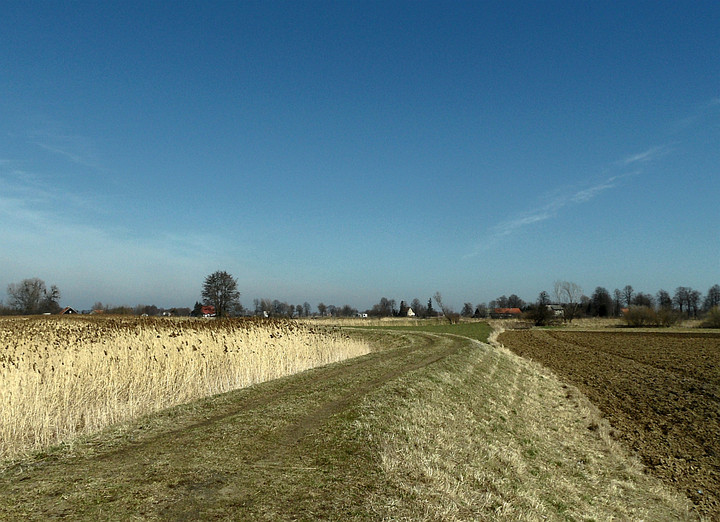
499, 329, 720, 519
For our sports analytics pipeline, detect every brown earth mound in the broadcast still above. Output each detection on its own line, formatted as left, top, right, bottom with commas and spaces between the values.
499, 329, 720, 519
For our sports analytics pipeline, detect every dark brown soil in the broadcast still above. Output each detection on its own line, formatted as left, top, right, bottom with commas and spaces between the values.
499, 329, 720, 519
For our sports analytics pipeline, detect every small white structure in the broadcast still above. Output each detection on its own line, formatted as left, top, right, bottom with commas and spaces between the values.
547, 304, 565, 317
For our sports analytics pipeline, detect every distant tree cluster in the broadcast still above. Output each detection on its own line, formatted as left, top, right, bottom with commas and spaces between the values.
250, 298, 357, 318
3, 278, 61, 315
483, 282, 720, 327
4, 273, 719, 330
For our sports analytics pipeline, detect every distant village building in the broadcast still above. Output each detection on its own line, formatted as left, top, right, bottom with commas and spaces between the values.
473, 306, 488, 318
547, 304, 565, 317
489, 307, 523, 319
59, 307, 78, 315
398, 301, 416, 317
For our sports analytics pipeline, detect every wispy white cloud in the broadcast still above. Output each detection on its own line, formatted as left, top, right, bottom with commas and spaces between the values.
491, 211, 553, 239
621, 146, 667, 166
35, 143, 87, 165
0, 166, 109, 216
673, 97, 720, 131
34, 140, 101, 169
26, 129, 102, 169
465, 147, 662, 258
490, 176, 623, 237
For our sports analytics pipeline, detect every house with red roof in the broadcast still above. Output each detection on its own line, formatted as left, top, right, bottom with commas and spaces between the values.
490, 307, 523, 319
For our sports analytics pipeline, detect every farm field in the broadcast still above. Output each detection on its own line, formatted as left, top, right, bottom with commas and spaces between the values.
498, 328, 720, 519
0, 325, 692, 520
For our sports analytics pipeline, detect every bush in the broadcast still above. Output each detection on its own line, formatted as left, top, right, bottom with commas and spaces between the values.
656, 307, 682, 327
623, 306, 653, 327
445, 312, 461, 324
623, 306, 681, 327
701, 307, 720, 328
525, 305, 562, 327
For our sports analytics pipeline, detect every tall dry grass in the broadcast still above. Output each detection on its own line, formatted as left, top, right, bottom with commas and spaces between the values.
0, 316, 370, 461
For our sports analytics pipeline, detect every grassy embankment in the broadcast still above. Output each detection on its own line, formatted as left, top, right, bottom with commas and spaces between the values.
0, 319, 693, 520
351, 321, 693, 519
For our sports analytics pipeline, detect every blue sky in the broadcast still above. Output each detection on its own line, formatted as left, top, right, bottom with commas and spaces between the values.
2, 1, 718, 311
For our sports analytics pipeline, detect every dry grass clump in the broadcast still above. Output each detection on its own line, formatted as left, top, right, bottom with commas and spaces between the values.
0, 316, 370, 461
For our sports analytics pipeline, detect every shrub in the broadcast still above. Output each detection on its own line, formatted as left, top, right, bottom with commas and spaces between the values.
623, 306, 653, 327
701, 307, 720, 328
656, 307, 681, 327
623, 306, 681, 327
525, 305, 561, 327
444, 312, 461, 324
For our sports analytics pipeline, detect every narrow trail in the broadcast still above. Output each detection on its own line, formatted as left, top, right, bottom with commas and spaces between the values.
0, 330, 471, 520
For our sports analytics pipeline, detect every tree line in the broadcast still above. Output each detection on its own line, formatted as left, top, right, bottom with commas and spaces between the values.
4, 273, 719, 325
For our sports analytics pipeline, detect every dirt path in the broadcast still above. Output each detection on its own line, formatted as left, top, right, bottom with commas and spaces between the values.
0, 331, 466, 520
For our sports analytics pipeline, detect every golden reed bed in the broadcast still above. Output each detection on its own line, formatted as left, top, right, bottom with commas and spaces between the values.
0, 315, 370, 461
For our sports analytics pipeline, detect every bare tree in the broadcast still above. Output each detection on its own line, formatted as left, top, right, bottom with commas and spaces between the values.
613, 288, 623, 316
339, 304, 357, 317
656, 289, 673, 309
201, 271, 241, 318
433, 292, 459, 323
493, 295, 509, 308
433, 292, 446, 314
530, 292, 555, 326
704, 284, 720, 311
688, 289, 702, 318
507, 294, 525, 309
673, 287, 690, 315
369, 297, 395, 317
538, 291, 551, 306
633, 292, 655, 308
622, 285, 634, 308
554, 280, 583, 322
7, 278, 61, 314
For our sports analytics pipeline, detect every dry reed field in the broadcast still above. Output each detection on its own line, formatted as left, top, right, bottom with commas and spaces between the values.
0, 315, 370, 461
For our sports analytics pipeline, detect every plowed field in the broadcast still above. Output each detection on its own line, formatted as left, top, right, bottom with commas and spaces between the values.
498, 329, 720, 519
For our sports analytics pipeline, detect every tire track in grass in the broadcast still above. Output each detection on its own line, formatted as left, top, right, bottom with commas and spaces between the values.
277, 333, 465, 449
0, 330, 472, 520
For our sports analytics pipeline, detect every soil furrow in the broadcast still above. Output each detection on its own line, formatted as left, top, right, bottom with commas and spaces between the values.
499, 328, 720, 519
